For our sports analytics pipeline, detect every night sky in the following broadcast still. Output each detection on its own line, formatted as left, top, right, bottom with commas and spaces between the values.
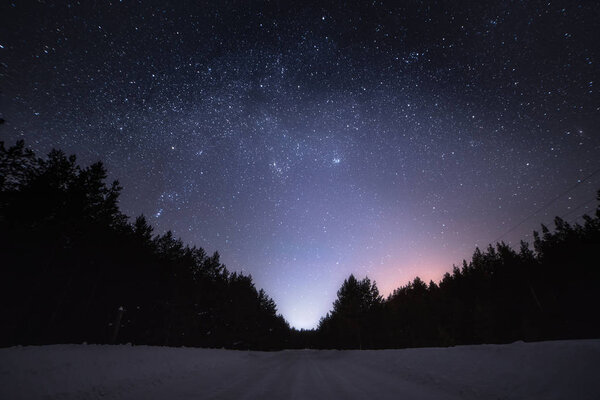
1, 1, 599, 328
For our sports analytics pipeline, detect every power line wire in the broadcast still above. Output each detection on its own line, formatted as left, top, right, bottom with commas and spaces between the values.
560, 196, 597, 221
492, 166, 600, 243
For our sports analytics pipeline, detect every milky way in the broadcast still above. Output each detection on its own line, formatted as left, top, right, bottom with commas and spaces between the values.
1, 1, 599, 328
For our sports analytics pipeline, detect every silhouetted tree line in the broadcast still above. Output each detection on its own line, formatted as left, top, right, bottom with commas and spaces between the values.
315, 193, 600, 349
0, 141, 289, 349
3, 140, 599, 350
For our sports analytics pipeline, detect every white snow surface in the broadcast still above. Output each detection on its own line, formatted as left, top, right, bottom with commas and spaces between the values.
1, 340, 599, 399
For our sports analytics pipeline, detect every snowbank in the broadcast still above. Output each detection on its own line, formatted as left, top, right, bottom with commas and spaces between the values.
1, 340, 599, 399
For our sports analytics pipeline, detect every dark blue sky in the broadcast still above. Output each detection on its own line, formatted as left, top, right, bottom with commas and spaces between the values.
1, 1, 599, 328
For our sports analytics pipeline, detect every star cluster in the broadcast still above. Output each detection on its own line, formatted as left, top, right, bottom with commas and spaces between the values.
1, 1, 599, 328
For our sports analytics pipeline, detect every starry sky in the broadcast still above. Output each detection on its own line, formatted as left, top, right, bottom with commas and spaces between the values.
1, 1, 599, 329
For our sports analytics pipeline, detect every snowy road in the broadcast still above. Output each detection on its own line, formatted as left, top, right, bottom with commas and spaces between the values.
146, 350, 463, 400
2, 340, 600, 399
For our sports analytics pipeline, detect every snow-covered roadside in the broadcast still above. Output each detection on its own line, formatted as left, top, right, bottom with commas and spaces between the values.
0, 345, 249, 399
1, 340, 599, 399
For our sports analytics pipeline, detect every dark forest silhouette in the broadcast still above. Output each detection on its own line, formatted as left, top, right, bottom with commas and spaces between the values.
0, 141, 289, 349
1, 140, 599, 349
317, 217, 600, 348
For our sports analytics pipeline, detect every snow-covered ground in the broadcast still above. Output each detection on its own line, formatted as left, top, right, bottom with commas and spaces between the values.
1, 340, 599, 399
